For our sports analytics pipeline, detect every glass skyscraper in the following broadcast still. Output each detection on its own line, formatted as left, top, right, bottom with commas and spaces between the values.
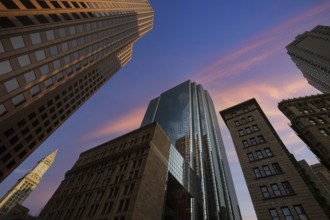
141, 80, 241, 220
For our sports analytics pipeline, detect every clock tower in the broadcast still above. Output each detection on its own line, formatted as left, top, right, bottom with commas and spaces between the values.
0, 150, 58, 217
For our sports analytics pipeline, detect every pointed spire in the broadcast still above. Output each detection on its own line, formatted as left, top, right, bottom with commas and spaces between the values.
43, 149, 58, 165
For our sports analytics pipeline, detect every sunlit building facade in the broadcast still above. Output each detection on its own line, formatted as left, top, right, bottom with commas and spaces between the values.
286, 25, 330, 93
141, 80, 241, 220
220, 98, 329, 219
0, 0, 154, 182
0, 150, 57, 217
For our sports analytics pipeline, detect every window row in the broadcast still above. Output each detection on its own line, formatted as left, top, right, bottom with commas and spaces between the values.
238, 124, 259, 136
234, 115, 254, 126
260, 181, 295, 199
253, 162, 283, 178
269, 205, 308, 220
247, 148, 273, 161
242, 135, 265, 147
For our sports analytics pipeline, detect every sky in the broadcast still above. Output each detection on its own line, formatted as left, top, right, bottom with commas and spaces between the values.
1, 1, 330, 219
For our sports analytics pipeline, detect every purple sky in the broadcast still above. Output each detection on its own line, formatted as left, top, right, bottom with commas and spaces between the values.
1, 1, 330, 219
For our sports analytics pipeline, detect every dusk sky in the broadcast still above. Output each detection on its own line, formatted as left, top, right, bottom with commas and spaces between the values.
1, 1, 330, 219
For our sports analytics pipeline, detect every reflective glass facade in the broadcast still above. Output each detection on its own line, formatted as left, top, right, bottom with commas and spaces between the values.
141, 80, 241, 220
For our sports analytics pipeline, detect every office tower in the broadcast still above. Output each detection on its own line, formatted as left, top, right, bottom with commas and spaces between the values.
220, 98, 329, 219
38, 123, 172, 220
0, 0, 154, 182
278, 93, 330, 170
0, 150, 57, 217
141, 80, 241, 220
286, 25, 330, 93
298, 160, 330, 205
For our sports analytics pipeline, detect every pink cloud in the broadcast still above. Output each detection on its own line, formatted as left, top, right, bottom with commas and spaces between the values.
81, 107, 146, 141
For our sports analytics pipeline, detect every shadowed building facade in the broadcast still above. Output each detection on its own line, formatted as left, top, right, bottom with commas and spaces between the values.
278, 93, 330, 170
0, 0, 154, 182
0, 150, 57, 217
38, 123, 171, 220
286, 25, 330, 93
141, 80, 241, 220
220, 98, 329, 219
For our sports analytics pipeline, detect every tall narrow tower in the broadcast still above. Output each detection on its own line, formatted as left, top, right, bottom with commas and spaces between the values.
0, 150, 57, 217
0, 0, 154, 182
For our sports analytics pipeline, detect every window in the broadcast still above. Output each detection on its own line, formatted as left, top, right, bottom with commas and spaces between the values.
269, 208, 280, 220
18, 54, 31, 67
243, 108, 249, 112
53, 60, 61, 69
320, 128, 328, 136
35, 14, 49, 23
247, 115, 253, 121
264, 148, 273, 157
252, 124, 259, 131
250, 138, 257, 145
238, 129, 244, 136
234, 120, 240, 126
10, 36, 25, 49
309, 119, 316, 125
16, 16, 34, 26
2, 0, 19, 9
24, 71, 36, 83
35, 50, 46, 61
257, 135, 265, 143
40, 65, 50, 75
12, 94, 25, 106
282, 182, 294, 194
69, 26, 76, 35
241, 118, 246, 123
30, 85, 40, 96
232, 113, 236, 117
64, 56, 70, 64
50, 46, 58, 56
260, 186, 270, 198
256, 150, 264, 159
0, 41, 4, 53
242, 140, 249, 148
272, 163, 283, 174
263, 165, 272, 176
253, 168, 262, 178
46, 30, 55, 40
0, 60, 12, 75
245, 127, 251, 133
317, 117, 325, 124
247, 153, 254, 161
281, 207, 293, 220
4, 78, 19, 92
59, 28, 66, 37
61, 42, 68, 52
294, 205, 309, 220
30, 33, 41, 44
271, 184, 281, 196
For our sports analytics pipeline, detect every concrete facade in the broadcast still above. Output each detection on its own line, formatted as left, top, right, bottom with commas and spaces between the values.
38, 123, 171, 220
0, 0, 154, 182
278, 93, 330, 170
220, 98, 329, 219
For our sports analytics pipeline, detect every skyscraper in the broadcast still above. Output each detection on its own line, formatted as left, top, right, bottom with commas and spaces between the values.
220, 98, 329, 219
0, 0, 154, 182
141, 80, 241, 220
278, 93, 330, 170
38, 123, 172, 220
0, 150, 57, 217
286, 25, 330, 93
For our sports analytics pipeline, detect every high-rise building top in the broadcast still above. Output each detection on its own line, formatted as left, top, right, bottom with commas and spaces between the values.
220, 98, 329, 219
0, 150, 57, 217
39, 123, 172, 220
286, 25, 330, 93
0, 0, 154, 182
278, 93, 330, 169
141, 80, 241, 220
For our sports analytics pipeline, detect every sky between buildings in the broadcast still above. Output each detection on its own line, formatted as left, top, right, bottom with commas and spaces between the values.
1, 0, 330, 219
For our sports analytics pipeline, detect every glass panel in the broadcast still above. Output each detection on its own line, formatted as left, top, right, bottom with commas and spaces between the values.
4, 78, 19, 92
12, 94, 25, 106
0, 41, 4, 53
0, 104, 7, 115
46, 30, 55, 40
61, 42, 68, 52
53, 60, 61, 69
69, 26, 76, 35
24, 71, 36, 83
64, 56, 70, 64
44, 78, 53, 87
30, 85, 40, 96
10, 36, 25, 49
40, 65, 50, 75
59, 28, 66, 37
50, 46, 58, 56
0, 60, 13, 75
35, 50, 46, 61
30, 33, 41, 44
17, 54, 31, 67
